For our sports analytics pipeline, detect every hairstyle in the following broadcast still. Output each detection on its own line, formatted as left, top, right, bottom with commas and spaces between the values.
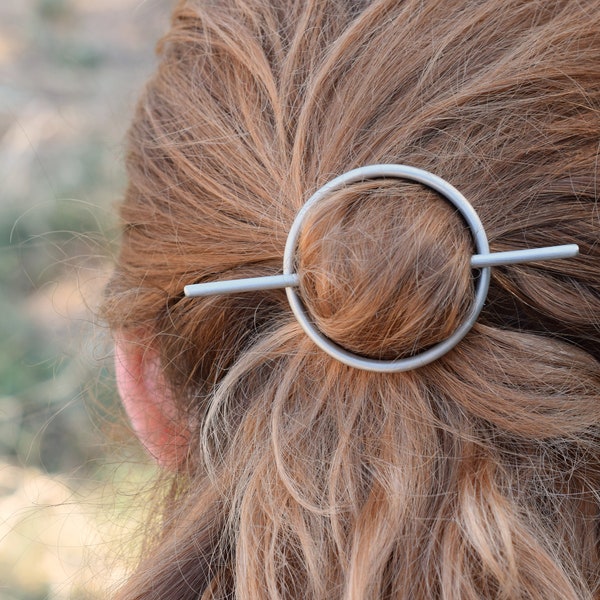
103, 0, 600, 597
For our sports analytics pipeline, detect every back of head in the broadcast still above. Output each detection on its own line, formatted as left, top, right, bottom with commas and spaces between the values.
104, 0, 600, 597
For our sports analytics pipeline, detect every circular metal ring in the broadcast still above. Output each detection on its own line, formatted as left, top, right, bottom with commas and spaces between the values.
283, 164, 491, 372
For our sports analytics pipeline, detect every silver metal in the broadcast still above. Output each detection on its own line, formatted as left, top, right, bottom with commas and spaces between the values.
184, 241, 579, 297
185, 274, 299, 297
183, 164, 579, 373
284, 165, 491, 372
470, 244, 579, 268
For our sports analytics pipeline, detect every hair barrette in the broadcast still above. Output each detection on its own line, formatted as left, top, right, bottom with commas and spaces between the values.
184, 164, 578, 373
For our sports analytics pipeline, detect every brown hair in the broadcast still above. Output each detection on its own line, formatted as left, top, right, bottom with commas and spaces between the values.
103, 0, 600, 597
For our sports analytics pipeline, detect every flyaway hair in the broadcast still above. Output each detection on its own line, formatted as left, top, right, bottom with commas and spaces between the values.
103, 0, 600, 597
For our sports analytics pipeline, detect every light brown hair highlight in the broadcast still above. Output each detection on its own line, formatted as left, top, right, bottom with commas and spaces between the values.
104, 0, 600, 597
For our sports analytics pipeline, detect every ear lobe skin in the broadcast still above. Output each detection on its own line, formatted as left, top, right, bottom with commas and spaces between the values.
114, 333, 189, 468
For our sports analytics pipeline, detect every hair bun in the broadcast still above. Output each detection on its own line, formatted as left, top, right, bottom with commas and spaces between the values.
296, 179, 475, 361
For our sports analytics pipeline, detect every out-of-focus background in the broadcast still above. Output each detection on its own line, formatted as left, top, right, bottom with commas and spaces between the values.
0, 1, 171, 597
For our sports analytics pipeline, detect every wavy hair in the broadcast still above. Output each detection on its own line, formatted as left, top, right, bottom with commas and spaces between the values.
103, 0, 600, 597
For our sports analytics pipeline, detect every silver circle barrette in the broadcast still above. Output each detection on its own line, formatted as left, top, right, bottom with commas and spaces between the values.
184, 164, 579, 372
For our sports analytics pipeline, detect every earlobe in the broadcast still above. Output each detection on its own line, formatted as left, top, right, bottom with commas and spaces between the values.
114, 332, 189, 467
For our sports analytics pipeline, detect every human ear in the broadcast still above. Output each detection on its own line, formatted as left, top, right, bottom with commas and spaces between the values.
114, 332, 189, 467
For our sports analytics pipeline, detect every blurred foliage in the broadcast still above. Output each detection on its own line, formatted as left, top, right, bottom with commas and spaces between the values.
0, 0, 170, 597
37, 0, 73, 21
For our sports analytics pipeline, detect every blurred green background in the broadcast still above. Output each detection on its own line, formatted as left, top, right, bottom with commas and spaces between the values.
0, 1, 170, 597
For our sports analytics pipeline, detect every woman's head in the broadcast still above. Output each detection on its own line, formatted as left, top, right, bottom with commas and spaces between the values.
104, 0, 600, 597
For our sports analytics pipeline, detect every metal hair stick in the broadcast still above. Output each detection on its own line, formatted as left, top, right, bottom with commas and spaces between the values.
183, 165, 580, 373
184, 244, 579, 297
184, 274, 299, 298
470, 244, 579, 268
